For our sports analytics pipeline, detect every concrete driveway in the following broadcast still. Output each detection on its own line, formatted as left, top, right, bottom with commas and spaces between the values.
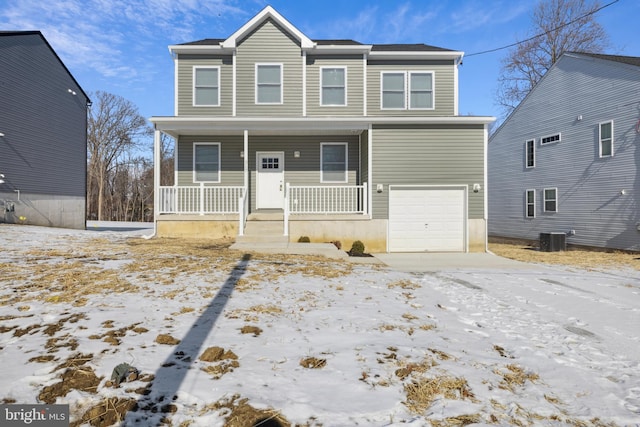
371, 252, 535, 272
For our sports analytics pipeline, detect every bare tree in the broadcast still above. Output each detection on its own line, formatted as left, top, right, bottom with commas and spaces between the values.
87, 91, 151, 221
496, 0, 609, 115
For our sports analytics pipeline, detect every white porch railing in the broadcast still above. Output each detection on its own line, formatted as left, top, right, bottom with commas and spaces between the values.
284, 183, 368, 236
158, 184, 245, 215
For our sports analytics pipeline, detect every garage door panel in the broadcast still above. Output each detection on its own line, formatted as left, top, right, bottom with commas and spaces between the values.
389, 187, 466, 252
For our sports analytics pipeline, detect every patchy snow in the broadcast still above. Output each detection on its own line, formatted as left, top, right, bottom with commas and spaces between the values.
0, 224, 639, 426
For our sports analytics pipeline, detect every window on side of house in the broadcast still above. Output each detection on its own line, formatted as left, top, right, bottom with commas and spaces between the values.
193, 143, 220, 183
321, 143, 348, 183
541, 133, 561, 145
599, 120, 613, 157
525, 189, 535, 218
321, 67, 346, 106
193, 67, 219, 106
381, 72, 406, 109
409, 72, 433, 109
256, 64, 282, 104
543, 187, 557, 212
525, 139, 535, 168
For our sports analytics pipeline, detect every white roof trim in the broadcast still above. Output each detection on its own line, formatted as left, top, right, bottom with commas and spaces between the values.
169, 44, 227, 55
369, 50, 464, 61
221, 5, 315, 49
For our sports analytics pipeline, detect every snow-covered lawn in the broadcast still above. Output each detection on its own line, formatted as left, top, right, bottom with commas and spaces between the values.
0, 224, 639, 426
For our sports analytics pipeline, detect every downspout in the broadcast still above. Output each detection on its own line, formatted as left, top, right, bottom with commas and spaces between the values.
144, 128, 162, 239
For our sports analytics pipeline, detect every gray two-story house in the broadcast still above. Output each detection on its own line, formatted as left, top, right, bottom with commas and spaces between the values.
0, 31, 90, 229
150, 6, 494, 252
489, 52, 640, 251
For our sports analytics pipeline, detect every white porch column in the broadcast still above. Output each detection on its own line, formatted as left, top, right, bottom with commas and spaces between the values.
243, 130, 249, 188
368, 124, 373, 219
153, 128, 161, 223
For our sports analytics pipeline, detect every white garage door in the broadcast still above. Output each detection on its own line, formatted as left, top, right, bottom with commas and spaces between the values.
389, 186, 466, 252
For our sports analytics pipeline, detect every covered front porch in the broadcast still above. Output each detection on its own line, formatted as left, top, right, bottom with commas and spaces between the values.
149, 117, 374, 240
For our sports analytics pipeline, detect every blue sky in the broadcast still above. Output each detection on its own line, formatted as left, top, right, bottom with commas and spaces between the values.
1, 0, 638, 126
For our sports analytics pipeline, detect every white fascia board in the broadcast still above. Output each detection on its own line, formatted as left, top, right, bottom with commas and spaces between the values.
169, 44, 230, 55
221, 5, 315, 49
368, 51, 464, 61
307, 45, 373, 55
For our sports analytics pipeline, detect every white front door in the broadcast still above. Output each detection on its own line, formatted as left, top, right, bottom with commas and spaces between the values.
256, 152, 285, 209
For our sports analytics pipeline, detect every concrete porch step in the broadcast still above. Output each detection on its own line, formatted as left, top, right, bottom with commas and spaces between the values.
235, 219, 287, 244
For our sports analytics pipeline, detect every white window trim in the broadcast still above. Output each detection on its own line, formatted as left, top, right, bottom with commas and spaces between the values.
543, 187, 558, 213
540, 133, 561, 145
525, 189, 536, 218
320, 66, 347, 107
193, 142, 221, 183
380, 71, 406, 110
408, 70, 435, 110
192, 66, 220, 107
599, 120, 614, 158
320, 142, 348, 183
525, 139, 535, 168
255, 63, 283, 105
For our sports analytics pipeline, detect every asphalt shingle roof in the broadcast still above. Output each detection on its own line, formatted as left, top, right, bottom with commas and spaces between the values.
572, 52, 640, 68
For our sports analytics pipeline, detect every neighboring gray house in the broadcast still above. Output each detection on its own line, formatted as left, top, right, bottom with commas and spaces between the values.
150, 6, 494, 252
489, 52, 640, 251
0, 31, 90, 229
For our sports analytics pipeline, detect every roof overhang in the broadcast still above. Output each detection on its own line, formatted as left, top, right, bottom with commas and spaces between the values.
369, 50, 464, 62
169, 44, 230, 55
150, 116, 495, 138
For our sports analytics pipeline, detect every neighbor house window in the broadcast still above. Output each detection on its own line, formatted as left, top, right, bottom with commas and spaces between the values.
541, 133, 561, 145
193, 67, 219, 106
599, 121, 613, 157
256, 64, 282, 104
321, 67, 346, 106
321, 143, 348, 183
193, 143, 220, 183
525, 189, 536, 218
381, 72, 406, 109
525, 139, 535, 168
409, 72, 433, 109
543, 187, 557, 212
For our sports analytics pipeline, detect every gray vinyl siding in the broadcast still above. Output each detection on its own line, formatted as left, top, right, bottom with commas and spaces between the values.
361, 130, 369, 186
247, 135, 359, 210
371, 125, 485, 219
367, 60, 456, 116
176, 54, 233, 116
235, 19, 303, 116
176, 136, 244, 186
306, 54, 364, 116
488, 54, 640, 251
0, 33, 88, 229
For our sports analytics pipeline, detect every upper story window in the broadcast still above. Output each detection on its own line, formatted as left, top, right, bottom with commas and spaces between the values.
599, 120, 613, 157
525, 189, 536, 218
541, 133, 560, 145
321, 143, 348, 183
256, 64, 282, 104
409, 72, 433, 109
193, 143, 220, 183
321, 67, 346, 106
525, 139, 535, 168
193, 67, 219, 107
381, 72, 406, 109
381, 71, 434, 110
543, 187, 557, 212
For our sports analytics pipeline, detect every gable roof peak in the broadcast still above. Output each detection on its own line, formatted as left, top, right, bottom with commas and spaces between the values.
221, 5, 314, 49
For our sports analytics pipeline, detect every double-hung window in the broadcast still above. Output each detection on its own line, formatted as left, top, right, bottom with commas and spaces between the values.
193, 143, 220, 183
525, 139, 535, 168
321, 67, 346, 106
525, 189, 536, 218
256, 64, 282, 104
321, 143, 348, 183
599, 121, 613, 157
409, 72, 433, 109
543, 188, 558, 212
193, 67, 219, 106
381, 72, 406, 109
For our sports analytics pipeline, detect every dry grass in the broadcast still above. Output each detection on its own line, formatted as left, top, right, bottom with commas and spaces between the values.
489, 237, 640, 271
404, 376, 475, 415
494, 364, 540, 392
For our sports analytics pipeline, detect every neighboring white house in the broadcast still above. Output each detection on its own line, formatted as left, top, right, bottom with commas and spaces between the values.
150, 6, 494, 252
488, 52, 640, 251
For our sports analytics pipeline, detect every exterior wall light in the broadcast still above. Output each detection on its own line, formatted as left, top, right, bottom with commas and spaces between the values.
294, 151, 300, 158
